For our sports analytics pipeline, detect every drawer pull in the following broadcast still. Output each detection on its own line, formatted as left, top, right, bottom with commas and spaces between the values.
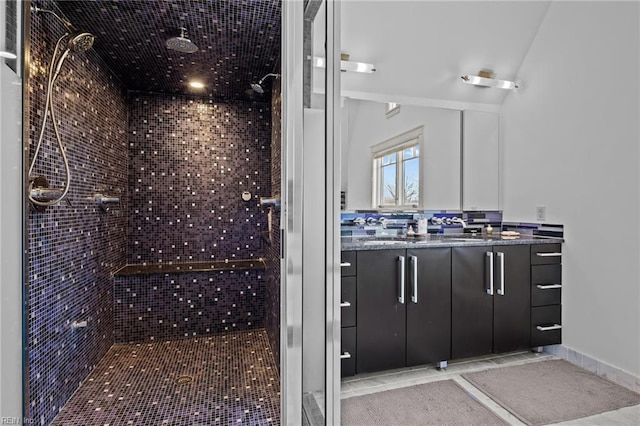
340, 352, 351, 359
486, 252, 494, 295
340, 301, 351, 308
410, 255, 418, 304
340, 262, 352, 267
536, 324, 562, 331
536, 252, 562, 257
398, 256, 405, 304
536, 284, 563, 290
497, 252, 505, 296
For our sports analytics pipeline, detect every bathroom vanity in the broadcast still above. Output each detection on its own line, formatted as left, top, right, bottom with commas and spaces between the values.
340, 236, 563, 376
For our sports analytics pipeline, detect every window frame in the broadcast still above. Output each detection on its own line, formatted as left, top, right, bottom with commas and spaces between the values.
371, 126, 424, 209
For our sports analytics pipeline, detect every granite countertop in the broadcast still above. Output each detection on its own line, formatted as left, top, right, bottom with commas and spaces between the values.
341, 234, 563, 251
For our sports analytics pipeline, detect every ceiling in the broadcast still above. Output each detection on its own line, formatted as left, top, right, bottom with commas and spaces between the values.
321, 1, 552, 110
56, 0, 281, 101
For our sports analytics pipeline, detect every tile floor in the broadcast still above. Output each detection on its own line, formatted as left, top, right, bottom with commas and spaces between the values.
52, 329, 280, 425
339, 351, 640, 425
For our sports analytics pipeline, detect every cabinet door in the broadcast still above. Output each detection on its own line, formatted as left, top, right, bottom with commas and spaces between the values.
452, 246, 493, 359
406, 248, 451, 366
356, 249, 407, 373
492, 245, 531, 353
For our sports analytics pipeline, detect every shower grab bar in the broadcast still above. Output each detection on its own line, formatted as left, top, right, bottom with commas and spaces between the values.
30, 187, 65, 203
260, 196, 281, 208
94, 194, 121, 211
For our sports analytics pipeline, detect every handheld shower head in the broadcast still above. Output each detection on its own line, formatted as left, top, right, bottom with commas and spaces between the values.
250, 73, 281, 94
68, 32, 95, 53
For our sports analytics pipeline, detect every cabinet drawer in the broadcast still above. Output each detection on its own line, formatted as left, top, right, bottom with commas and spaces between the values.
341, 277, 356, 328
531, 265, 562, 306
341, 327, 356, 377
341, 251, 357, 277
531, 244, 562, 265
531, 305, 562, 346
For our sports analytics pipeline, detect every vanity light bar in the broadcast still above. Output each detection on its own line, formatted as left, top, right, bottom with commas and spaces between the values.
313, 56, 376, 73
0, 51, 17, 59
461, 74, 518, 89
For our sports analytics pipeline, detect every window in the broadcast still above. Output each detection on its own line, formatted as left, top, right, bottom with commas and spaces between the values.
372, 127, 423, 208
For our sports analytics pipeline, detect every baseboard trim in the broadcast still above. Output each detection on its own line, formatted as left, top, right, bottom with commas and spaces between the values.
544, 344, 640, 394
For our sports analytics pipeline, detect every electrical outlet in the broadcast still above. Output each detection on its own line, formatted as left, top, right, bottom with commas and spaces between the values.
536, 206, 546, 222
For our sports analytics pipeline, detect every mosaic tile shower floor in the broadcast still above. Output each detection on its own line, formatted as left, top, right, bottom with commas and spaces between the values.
52, 330, 280, 425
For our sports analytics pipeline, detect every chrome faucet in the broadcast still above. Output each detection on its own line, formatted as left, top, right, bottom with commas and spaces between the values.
451, 217, 467, 228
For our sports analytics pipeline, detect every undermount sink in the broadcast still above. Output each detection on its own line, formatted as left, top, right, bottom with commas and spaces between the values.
362, 240, 406, 246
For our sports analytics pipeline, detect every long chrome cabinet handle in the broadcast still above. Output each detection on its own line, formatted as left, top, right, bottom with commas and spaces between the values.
398, 256, 405, 304
410, 255, 418, 303
535, 252, 562, 257
536, 324, 562, 331
340, 301, 351, 307
497, 252, 505, 296
486, 252, 494, 295
536, 284, 563, 290
340, 262, 351, 267
340, 352, 351, 359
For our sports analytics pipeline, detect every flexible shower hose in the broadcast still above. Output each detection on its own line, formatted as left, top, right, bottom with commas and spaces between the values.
28, 33, 73, 207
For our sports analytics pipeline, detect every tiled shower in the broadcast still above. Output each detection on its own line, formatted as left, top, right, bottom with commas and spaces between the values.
26, 1, 281, 424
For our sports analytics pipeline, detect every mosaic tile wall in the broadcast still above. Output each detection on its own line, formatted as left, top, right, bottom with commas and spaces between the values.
127, 93, 271, 264
264, 79, 282, 366
119, 93, 272, 343
114, 270, 266, 343
27, 1, 128, 424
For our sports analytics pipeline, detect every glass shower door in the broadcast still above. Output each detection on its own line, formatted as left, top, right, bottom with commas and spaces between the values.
282, 0, 340, 423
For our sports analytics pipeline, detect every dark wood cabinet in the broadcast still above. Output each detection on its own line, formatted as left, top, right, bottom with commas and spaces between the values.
356, 248, 451, 373
356, 249, 407, 373
530, 244, 562, 347
493, 245, 531, 353
340, 251, 358, 377
406, 247, 452, 366
345, 241, 561, 376
452, 244, 530, 359
452, 246, 494, 359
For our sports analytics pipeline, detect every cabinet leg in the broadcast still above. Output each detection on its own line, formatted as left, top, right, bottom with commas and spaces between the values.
532, 346, 543, 353
436, 360, 448, 370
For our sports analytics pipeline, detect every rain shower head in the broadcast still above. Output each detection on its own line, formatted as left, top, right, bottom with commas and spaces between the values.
166, 27, 198, 54
250, 73, 281, 94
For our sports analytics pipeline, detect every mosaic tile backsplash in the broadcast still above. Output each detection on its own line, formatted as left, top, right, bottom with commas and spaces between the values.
28, 1, 128, 424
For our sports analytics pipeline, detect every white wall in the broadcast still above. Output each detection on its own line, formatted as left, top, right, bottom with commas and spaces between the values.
0, 30, 24, 424
344, 99, 461, 211
501, 1, 640, 377
462, 111, 500, 211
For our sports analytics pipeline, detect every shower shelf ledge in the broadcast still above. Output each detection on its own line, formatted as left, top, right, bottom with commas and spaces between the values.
114, 259, 267, 276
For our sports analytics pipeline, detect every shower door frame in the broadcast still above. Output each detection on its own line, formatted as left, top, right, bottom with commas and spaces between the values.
281, 0, 341, 424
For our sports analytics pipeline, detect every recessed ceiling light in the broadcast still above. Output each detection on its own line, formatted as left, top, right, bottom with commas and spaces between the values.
188, 80, 205, 89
